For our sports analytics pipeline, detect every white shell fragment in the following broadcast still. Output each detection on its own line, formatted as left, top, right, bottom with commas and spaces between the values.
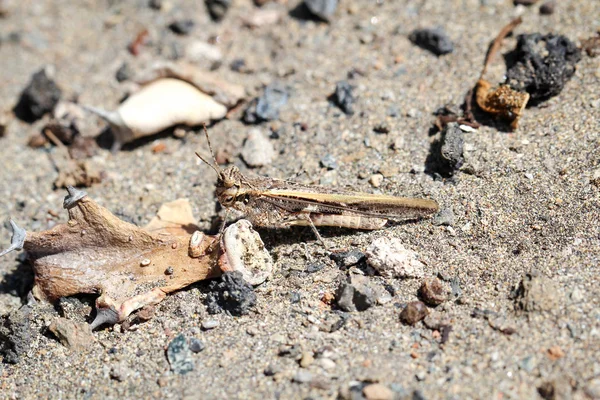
86, 78, 227, 150
189, 231, 210, 258
135, 61, 245, 108
220, 220, 273, 285
365, 237, 425, 279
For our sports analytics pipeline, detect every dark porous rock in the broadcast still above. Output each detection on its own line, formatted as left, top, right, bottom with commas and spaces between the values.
14, 67, 62, 122
505, 33, 581, 105
426, 122, 464, 178
304, 0, 338, 22
0, 307, 32, 364
243, 83, 289, 124
206, 271, 257, 316
418, 278, 447, 306
48, 317, 94, 352
167, 333, 194, 375
205, 0, 231, 21
330, 249, 365, 268
336, 277, 375, 312
440, 123, 464, 172
514, 271, 560, 312
400, 301, 429, 325
332, 80, 354, 115
409, 28, 454, 56
169, 19, 195, 35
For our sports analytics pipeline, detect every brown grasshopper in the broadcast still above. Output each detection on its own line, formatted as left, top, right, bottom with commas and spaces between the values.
196, 129, 439, 244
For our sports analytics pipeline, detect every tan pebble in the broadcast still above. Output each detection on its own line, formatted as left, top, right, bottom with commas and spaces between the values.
300, 352, 314, 368
363, 383, 394, 400
369, 173, 384, 188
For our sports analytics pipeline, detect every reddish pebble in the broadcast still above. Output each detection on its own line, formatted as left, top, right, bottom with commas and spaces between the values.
400, 301, 429, 325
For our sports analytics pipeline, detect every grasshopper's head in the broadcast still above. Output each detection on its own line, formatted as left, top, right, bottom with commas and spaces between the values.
215, 166, 252, 210
195, 126, 253, 211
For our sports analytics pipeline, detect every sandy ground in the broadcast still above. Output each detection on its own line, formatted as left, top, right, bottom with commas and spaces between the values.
0, 0, 599, 399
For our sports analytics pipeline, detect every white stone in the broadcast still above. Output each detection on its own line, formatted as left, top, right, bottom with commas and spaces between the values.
365, 237, 425, 279
241, 129, 274, 167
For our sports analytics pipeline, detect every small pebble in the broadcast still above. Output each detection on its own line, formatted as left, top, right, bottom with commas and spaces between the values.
450, 277, 462, 300
320, 154, 337, 170
373, 123, 390, 134
365, 237, 425, 279
433, 208, 455, 226
336, 280, 375, 312
201, 319, 220, 330
330, 249, 365, 268
205, 0, 231, 21
189, 338, 205, 353
140, 259, 151, 267
369, 174, 384, 188
167, 334, 194, 375
515, 271, 559, 312
439, 123, 464, 175
520, 355, 536, 372
109, 364, 129, 382
406, 108, 420, 118
304, 0, 338, 22
409, 28, 454, 56
165, 266, 174, 275
241, 129, 275, 167
264, 363, 281, 376
415, 371, 427, 381
186, 41, 223, 63
332, 80, 354, 115
243, 83, 288, 123
300, 352, 314, 368
289, 291, 301, 303
418, 278, 447, 306
14, 67, 62, 122
292, 370, 313, 384
306, 263, 325, 273
363, 383, 394, 400
400, 301, 429, 325
319, 358, 336, 370
115, 62, 132, 82
48, 318, 94, 352
148, 0, 162, 10
169, 19, 195, 35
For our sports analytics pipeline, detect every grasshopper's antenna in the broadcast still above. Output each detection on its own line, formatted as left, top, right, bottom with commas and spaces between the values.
195, 124, 222, 177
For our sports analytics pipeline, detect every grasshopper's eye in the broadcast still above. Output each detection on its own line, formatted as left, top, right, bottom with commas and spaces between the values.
223, 195, 234, 204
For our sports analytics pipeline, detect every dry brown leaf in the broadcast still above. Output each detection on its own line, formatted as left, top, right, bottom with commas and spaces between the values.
0, 188, 272, 330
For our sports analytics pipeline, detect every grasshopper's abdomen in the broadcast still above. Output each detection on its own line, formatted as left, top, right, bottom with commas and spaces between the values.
309, 214, 388, 230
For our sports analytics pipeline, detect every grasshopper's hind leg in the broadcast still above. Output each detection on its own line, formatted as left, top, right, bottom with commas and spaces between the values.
287, 213, 329, 249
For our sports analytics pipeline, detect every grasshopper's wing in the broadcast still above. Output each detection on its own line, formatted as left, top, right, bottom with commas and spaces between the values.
261, 190, 438, 220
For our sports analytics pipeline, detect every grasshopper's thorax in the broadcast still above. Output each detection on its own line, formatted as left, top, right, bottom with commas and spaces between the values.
216, 166, 254, 212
